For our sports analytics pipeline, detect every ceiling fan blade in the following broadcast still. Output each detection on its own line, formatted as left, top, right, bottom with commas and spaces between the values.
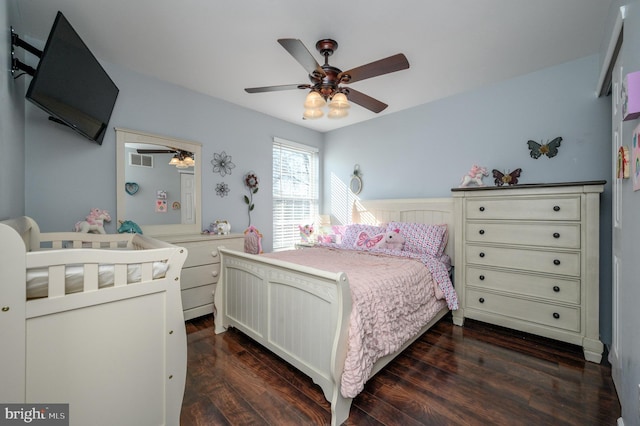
278, 38, 326, 77
339, 53, 409, 84
245, 84, 310, 94
344, 88, 388, 113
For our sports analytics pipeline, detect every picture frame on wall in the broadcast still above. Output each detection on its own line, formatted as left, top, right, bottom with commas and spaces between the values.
633, 123, 640, 191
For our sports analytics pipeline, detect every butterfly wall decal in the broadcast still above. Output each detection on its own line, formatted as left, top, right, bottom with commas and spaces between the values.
527, 137, 562, 159
492, 168, 522, 186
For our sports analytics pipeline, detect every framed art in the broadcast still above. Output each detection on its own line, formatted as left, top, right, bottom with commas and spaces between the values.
633, 123, 640, 191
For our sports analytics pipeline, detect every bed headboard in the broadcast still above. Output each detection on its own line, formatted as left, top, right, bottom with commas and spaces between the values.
351, 198, 455, 264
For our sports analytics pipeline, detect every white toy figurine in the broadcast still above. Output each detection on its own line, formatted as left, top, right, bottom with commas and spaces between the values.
459, 164, 489, 187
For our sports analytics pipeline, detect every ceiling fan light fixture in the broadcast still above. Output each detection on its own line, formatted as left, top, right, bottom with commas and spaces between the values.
329, 92, 350, 110
304, 91, 326, 109
328, 108, 349, 119
168, 155, 180, 165
303, 108, 324, 120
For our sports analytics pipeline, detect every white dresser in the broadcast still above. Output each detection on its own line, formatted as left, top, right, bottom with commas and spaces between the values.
451, 181, 605, 362
158, 233, 244, 320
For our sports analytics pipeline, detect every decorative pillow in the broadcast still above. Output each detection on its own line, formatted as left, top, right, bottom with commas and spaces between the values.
386, 222, 448, 257
353, 231, 386, 250
341, 224, 386, 248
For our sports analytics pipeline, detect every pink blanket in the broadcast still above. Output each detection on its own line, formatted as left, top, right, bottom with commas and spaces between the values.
263, 247, 452, 398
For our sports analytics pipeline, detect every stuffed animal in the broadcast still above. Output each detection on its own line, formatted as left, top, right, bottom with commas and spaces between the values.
75, 208, 111, 234
117, 220, 143, 234
381, 229, 405, 251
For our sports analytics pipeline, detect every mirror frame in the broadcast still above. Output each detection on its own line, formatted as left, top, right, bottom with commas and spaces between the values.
116, 127, 202, 236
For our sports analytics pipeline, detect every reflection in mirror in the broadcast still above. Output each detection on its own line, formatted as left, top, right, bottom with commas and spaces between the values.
116, 128, 202, 236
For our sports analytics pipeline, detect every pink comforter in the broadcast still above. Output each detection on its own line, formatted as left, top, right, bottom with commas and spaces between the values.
263, 247, 454, 398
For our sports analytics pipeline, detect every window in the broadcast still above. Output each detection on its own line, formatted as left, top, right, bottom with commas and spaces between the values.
273, 137, 319, 251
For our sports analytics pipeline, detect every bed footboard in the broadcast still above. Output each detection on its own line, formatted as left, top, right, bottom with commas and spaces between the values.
215, 248, 353, 426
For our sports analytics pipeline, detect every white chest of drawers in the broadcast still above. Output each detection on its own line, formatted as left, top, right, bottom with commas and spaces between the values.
157, 233, 244, 320
451, 181, 605, 363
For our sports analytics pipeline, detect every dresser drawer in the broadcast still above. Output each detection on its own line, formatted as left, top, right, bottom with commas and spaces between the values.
466, 196, 580, 221
181, 264, 221, 290
465, 245, 580, 276
466, 266, 580, 304
466, 222, 580, 249
178, 241, 221, 267
466, 288, 580, 332
181, 283, 215, 311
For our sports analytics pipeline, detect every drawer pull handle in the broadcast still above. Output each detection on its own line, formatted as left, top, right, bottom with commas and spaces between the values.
553, 259, 561, 266
479, 206, 485, 212
479, 229, 485, 235
553, 232, 560, 238
212, 271, 219, 277
553, 312, 560, 319
211, 251, 219, 257
553, 285, 560, 292
479, 275, 485, 281
553, 206, 560, 212
479, 252, 485, 258
479, 297, 485, 303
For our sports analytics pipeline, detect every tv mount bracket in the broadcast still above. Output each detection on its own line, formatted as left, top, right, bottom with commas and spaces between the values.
10, 27, 42, 77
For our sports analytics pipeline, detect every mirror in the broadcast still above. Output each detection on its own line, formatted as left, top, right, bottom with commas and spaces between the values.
116, 128, 202, 236
350, 164, 362, 195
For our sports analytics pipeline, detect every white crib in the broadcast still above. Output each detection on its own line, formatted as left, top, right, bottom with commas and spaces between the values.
0, 216, 188, 426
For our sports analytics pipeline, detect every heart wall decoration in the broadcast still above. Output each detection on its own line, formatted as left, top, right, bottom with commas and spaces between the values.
125, 182, 139, 195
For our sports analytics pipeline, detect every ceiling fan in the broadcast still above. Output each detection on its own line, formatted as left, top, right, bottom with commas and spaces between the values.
245, 38, 410, 116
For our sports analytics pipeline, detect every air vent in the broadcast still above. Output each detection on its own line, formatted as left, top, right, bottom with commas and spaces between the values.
129, 152, 153, 168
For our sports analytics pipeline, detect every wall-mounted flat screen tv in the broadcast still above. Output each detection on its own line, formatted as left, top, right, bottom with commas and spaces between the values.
26, 11, 119, 145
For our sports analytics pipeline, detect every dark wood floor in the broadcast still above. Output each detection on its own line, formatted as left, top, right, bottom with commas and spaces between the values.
181, 314, 620, 425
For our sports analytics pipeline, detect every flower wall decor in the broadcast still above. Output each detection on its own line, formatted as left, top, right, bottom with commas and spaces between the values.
211, 151, 235, 176
243, 172, 259, 226
215, 182, 230, 197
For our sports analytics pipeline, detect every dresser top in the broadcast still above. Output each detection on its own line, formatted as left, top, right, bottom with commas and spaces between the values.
451, 180, 606, 192
153, 233, 243, 244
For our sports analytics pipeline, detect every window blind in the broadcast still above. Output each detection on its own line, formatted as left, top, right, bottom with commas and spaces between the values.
272, 137, 319, 251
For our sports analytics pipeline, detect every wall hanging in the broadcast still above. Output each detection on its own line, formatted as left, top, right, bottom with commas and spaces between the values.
617, 146, 630, 179
633, 123, 640, 191
350, 164, 363, 194
211, 151, 235, 176
623, 71, 640, 121
125, 182, 139, 195
215, 182, 230, 197
527, 137, 562, 159
243, 172, 259, 227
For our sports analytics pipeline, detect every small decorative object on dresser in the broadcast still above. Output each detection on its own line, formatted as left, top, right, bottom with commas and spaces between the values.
459, 164, 489, 187
491, 168, 522, 186
451, 181, 605, 363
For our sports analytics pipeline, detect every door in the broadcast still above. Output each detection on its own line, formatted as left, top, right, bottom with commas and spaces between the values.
610, 53, 623, 388
181, 173, 196, 224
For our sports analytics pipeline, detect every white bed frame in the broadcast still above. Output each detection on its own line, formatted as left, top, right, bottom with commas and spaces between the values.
214, 198, 455, 426
0, 216, 188, 426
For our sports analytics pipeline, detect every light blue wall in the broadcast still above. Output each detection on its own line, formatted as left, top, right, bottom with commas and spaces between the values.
22, 49, 323, 252
324, 55, 613, 347
0, 0, 25, 220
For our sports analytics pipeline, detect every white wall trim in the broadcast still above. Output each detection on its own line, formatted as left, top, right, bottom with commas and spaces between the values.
597, 7, 626, 97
